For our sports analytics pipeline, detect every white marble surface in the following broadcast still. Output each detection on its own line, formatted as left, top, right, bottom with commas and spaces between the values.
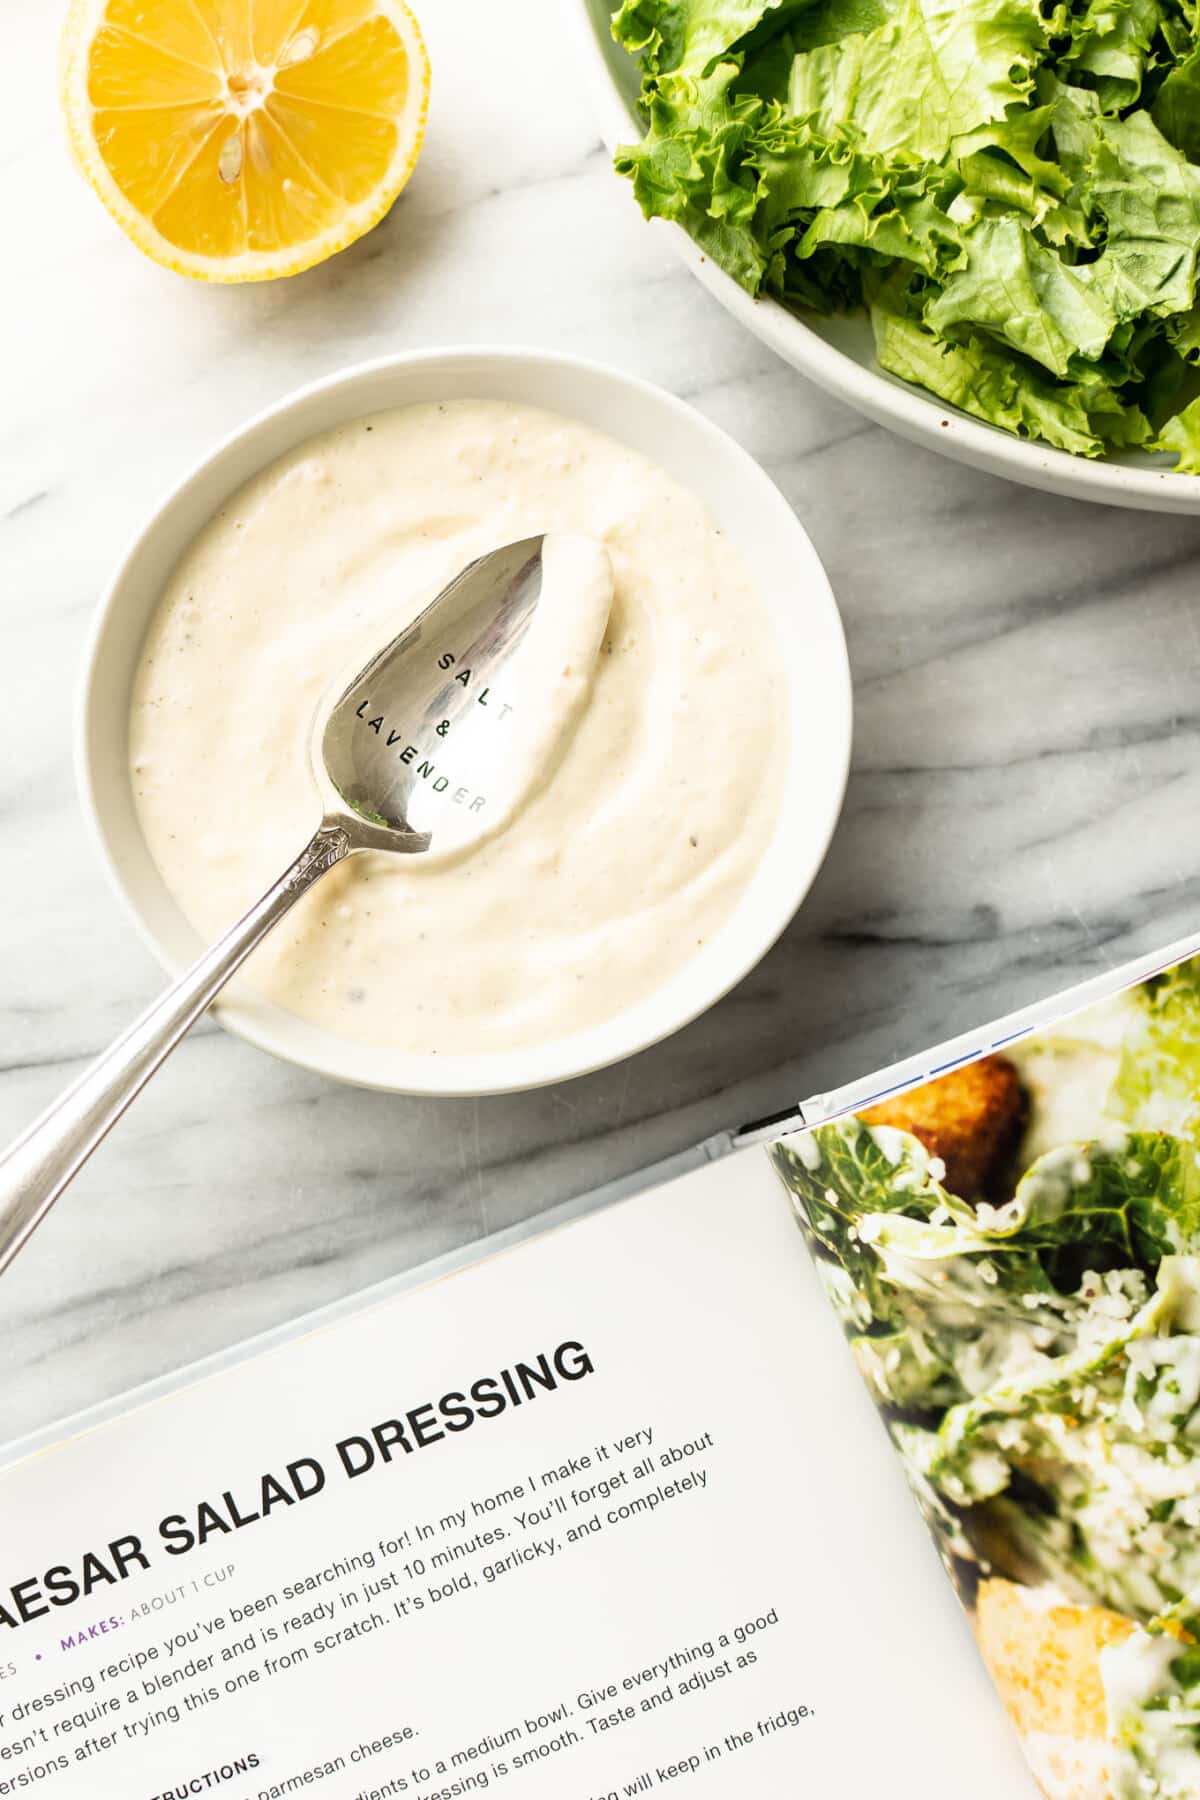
3, 0, 1200, 1444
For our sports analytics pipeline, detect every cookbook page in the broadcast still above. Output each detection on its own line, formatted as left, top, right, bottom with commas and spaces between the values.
0, 1154, 1027, 1800
771, 947, 1200, 1800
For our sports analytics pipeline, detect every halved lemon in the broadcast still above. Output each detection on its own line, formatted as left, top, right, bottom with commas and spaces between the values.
60, 0, 430, 282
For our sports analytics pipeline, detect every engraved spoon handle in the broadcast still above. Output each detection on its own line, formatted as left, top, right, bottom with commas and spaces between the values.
0, 824, 350, 1278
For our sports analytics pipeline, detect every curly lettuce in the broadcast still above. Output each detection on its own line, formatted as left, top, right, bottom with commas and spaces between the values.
613, 0, 1200, 465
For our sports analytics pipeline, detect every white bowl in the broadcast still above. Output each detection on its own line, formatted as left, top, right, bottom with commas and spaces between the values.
77, 347, 852, 1095
573, 0, 1200, 515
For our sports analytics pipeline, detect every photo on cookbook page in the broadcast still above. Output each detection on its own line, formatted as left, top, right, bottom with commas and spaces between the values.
770, 950, 1200, 1800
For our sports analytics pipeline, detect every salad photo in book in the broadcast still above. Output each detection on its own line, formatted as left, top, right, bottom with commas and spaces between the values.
772, 953, 1200, 1800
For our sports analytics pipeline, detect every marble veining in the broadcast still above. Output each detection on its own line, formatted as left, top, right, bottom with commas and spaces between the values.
2, 1, 1200, 1443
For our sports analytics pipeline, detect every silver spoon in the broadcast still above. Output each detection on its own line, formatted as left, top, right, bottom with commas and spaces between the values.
0, 533, 559, 1277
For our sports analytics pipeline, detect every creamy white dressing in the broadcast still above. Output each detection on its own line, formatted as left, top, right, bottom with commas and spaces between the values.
1102, 1631, 1200, 1800
1009, 996, 1139, 1166
129, 400, 787, 1054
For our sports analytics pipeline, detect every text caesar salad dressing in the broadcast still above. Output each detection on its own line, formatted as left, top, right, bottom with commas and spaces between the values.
129, 400, 787, 1054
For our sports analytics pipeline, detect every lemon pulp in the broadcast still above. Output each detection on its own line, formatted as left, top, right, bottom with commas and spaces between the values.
61, 0, 430, 281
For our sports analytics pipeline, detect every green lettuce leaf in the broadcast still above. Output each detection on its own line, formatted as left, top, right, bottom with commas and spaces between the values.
614, 69, 775, 288
1112, 961, 1200, 1135
924, 214, 1117, 375
954, 103, 1073, 202
1085, 111, 1200, 323
1153, 42, 1200, 159
771, 1117, 954, 1313
787, 0, 1047, 164
796, 172, 963, 278
1166, 301, 1200, 359
916, 1259, 1200, 1618
613, 0, 1200, 464
1060, 0, 1168, 114
1154, 390, 1200, 464
965, 1134, 1200, 1268
771, 1120, 1082, 1410
612, 0, 783, 73
1105, 1605, 1200, 1800
870, 305, 1119, 455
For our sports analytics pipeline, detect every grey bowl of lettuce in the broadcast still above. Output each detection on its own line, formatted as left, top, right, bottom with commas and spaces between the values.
575, 0, 1200, 510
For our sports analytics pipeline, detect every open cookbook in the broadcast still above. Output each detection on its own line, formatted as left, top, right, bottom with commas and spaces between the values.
6, 936, 1200, 1800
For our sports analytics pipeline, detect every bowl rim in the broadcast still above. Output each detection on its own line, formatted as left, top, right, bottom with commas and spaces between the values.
76, 343, 853, 1096
570, 0, 1200, 514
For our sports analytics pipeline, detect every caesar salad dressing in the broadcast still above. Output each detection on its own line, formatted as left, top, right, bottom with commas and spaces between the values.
1122, 1334, 1200, 1439
1008, 993, 1139, 1163
1101, 1631, 1200, 1800
129, 400, 787, 1053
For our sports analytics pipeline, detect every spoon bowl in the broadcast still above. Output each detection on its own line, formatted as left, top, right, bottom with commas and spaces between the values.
316, 534, 547, 851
